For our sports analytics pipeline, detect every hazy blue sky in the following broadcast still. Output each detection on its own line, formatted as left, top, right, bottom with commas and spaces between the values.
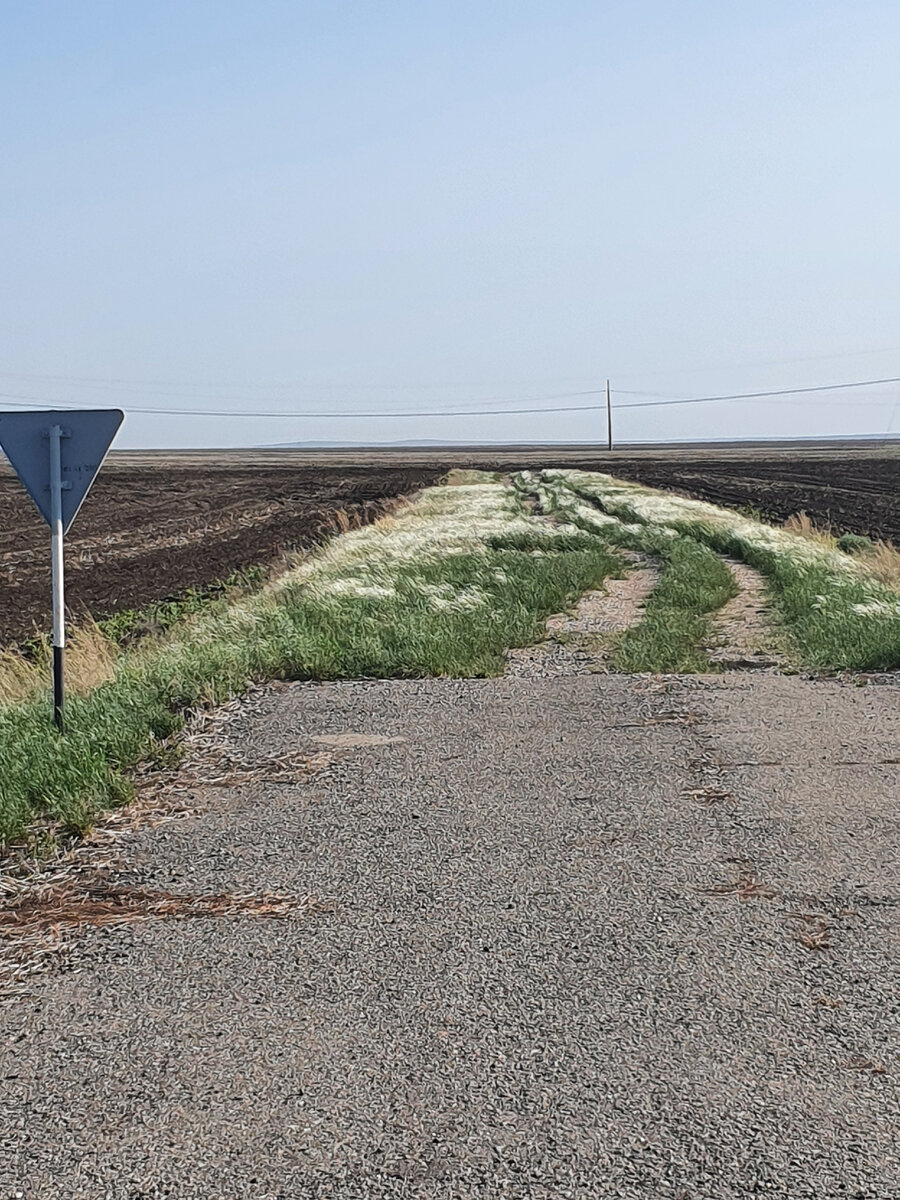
2, 1, 899, 448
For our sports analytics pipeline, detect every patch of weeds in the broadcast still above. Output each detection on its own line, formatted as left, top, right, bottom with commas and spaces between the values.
98, 564, 270, 646
144, 738, 188, 771
610, 536, 737, 673
837, 532, 875, 554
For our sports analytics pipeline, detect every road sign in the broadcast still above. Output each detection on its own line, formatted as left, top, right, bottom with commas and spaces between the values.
0, 408, 124, 534
0, 408, 124, 731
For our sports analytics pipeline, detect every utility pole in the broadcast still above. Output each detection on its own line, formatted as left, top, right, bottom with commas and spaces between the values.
606, 379, 613, 452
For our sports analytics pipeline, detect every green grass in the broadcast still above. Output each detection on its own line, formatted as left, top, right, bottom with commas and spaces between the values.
514, 471, 739, 672
97, 565, 270, 645
836, 532, 875, 555
540, 471, 900, 673
0, 538, 618, 846
610, 535, 738, 673
676, 522, 900, 671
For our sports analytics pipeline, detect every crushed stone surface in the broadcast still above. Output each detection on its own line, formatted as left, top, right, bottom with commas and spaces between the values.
1, 671, 898, 1198
506, 552, 659, 677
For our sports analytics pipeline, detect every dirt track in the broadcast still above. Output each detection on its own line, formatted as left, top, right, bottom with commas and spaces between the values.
1, 665, 897, 1197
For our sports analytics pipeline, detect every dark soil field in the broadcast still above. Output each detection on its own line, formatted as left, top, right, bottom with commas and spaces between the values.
0, 462, 443, 645
602, 454, 900, 542
1, 445, 897, 647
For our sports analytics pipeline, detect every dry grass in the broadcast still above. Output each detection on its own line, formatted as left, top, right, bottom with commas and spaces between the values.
788, 911, 833, 950
444, 468, 501, 486
784, 511, 900, 590
332, 506, 352, 534
860, 540, 900, 589
65, 620, 120, 692
0, 649, 39, 706
783, 511, 837, 547
700, 872, 779, 901
0, 876, 323, 993
0, 880, 318, 937
0, 618, 119, 707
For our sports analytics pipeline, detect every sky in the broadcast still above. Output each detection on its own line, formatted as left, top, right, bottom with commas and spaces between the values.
1, 1, 899, 449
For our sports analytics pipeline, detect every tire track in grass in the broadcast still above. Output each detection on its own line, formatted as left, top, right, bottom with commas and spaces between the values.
505, 552, 659, 676
707, 559, 787, 670
516, 470, 748, 674
541, 468, 900, 672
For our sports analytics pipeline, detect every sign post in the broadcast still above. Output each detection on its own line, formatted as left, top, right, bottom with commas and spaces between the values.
0, 409, 124, 732
49, 424, 68, 729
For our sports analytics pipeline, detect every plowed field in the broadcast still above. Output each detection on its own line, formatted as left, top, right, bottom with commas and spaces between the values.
0, 462, 443, 645
600, 455, 900, 542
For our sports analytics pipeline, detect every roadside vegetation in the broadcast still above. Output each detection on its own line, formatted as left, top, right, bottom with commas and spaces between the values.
0, 478, 619, 845
97, 564, 271, 645
531, 469, 900, 672
516, 470, 738, 670
0, 567, 275, 711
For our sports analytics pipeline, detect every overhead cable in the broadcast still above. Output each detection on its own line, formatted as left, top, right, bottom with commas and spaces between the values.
0, 375, 897, 419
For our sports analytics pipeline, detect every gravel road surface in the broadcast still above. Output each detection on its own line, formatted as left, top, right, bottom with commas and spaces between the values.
2, 672, 898, 1198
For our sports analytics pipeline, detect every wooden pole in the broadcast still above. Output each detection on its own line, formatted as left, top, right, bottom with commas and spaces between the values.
606, 379, 613, 452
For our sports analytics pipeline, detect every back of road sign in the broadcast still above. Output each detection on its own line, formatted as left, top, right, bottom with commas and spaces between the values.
0, 409, 124, 534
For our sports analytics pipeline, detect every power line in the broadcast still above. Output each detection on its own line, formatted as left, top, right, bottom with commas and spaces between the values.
0, 388, 607, 418
0, 374, 897, 420
0, 390, 610, 417
612, 345, 900, 381
613, 376, 900, 409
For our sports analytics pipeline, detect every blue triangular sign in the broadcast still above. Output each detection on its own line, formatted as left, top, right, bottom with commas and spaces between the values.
0, 409, 124, 534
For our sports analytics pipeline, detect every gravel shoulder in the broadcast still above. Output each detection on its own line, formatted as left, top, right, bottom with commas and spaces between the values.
1, 672, 898, 1198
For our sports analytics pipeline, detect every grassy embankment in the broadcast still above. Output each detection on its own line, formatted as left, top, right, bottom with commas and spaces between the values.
0, 479, 620, 846
530, 469, 900, 672
517, 471, 739, 671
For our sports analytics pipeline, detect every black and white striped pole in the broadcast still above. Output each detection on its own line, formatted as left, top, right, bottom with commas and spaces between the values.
48, 424, 68, 731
